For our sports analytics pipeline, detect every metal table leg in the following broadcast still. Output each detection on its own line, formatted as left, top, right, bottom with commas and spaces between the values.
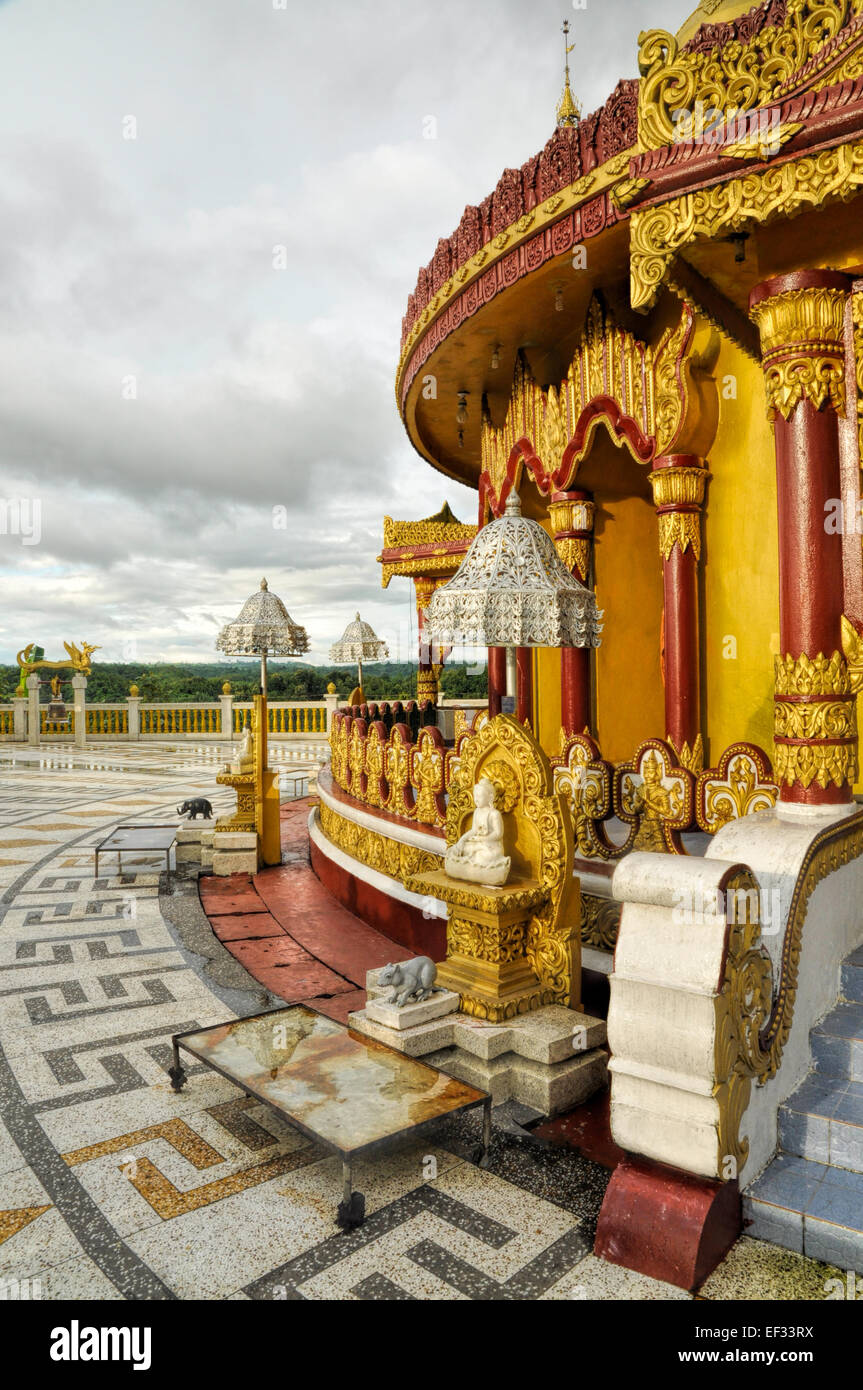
168, 1037, 187, 1093
336, 1156, 365, 1231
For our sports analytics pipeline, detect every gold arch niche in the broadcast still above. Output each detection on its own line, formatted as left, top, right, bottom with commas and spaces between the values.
479, 294, 718, 764
479, 294, 716, 519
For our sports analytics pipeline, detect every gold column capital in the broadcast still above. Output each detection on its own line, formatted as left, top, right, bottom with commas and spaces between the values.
649, 459, 708, 562
749, 278, 849, 422
548, 491, 596, 581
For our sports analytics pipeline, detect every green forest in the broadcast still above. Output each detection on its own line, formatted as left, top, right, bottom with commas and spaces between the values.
0, 661, 487, 703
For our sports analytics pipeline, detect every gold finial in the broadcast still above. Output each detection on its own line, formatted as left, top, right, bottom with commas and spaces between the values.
556, 19, 581, 128
260, 577, 268, 590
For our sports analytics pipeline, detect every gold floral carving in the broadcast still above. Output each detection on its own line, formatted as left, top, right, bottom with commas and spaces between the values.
774, 648, 850, 696
722, 123, 805, 162
481, 297, 697, 500
840, 613, 863, 691
580, 893, 621, 952
637, 5, 859, 152
696, 745, 778, 833
553, 536, 591, 577
667, 733, 704, 775
631, 143, 863, 312
773, 649, 858, 789
657, 511, 702, 562
713, 868, 773, 1170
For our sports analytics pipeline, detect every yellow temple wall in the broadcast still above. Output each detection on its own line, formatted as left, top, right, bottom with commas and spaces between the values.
593, 492, 665, 762
534, 645, 562, 758
701, 337, 779, 762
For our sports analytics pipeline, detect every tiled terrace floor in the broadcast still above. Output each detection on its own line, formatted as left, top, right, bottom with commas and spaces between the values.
0, 742, 855, 1300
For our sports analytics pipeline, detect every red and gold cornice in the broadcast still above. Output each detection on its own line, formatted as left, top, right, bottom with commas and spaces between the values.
396, 151, 636, 414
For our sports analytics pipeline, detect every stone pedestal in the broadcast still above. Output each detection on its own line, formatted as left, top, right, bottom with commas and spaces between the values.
406, 868, 549, 1023
176, 823, 215, 868
212, 830, 257, 876
350, 977, 607, 1117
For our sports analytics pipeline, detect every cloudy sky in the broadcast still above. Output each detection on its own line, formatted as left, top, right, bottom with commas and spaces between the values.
0, 0, 695, 669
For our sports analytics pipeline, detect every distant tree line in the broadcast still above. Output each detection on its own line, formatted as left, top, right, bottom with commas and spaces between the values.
0, 661, 487, 703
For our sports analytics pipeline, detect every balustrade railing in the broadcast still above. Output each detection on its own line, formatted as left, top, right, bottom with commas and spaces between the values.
327, 710, 780, 851
0, 692, 338, 744
140, 704, 221, 736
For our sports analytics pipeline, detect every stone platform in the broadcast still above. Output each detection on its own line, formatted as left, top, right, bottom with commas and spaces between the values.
350, 969, 608, 1116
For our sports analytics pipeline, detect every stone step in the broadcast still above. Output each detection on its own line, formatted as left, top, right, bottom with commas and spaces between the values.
841, 944, 863, 1004
811, 1000, 863, 1080
777, 1073, 863, 1171
744, 1153, 863, 1274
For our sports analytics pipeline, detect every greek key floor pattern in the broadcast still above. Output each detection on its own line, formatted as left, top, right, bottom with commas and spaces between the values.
0, 743, 849, 1301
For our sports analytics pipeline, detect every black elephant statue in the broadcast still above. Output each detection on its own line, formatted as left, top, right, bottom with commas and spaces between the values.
177, 798, 213, 820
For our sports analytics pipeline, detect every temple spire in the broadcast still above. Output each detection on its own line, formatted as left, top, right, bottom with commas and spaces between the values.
556, 19, 581, 128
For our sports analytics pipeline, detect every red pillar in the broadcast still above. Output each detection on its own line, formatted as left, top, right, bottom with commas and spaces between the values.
488, 647, 506, 718
549, 491, 596, 737
516, 647, 533, 727
750, 270, 857, 805
649, 456, 708, 773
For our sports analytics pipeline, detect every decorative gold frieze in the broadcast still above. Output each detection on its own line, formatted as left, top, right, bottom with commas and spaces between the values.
318, 801, 442, 884
481, 296, 697, 501
772, 735, 857, 790
774, 649, 851, 697
649, 465, 708, 510
656, 511, 702, 562
631, 141, 863, 312
637, 4, 859, 153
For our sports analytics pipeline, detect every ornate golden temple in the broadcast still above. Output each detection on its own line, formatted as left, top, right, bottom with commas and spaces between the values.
309, 1, 863, 1286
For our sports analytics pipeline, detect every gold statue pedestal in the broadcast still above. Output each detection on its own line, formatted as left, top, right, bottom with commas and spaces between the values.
406, 869, 549, 1023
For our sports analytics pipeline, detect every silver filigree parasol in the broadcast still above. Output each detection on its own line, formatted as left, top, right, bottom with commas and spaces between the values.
329, 612, 389, 694
422, 492, 602, 648
216, 578, 310, 695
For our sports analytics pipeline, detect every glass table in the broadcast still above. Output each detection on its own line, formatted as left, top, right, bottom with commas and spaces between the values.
170, 1005, 491, 1229
94, 823, 178, 877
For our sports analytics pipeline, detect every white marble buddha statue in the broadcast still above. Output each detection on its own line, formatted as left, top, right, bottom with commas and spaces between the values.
227, 723, 254, 775
444, 777, 511, 888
